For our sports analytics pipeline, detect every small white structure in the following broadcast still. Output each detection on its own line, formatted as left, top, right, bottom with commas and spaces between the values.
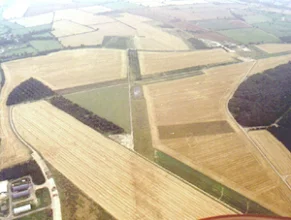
0, 181, 8, 199
13, 204, 31, 215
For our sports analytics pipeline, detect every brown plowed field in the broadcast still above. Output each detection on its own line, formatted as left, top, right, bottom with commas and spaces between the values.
12, 100, 236, 220
144, 61, 291, 216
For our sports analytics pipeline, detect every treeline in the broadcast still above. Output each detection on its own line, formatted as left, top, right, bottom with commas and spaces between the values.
0, 160, 45, 185
6, 78, 55, 106
229, 62, 291, 127
50, 96, 124, 135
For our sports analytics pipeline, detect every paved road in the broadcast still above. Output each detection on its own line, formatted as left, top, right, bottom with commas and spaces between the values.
9, 107, 62, 220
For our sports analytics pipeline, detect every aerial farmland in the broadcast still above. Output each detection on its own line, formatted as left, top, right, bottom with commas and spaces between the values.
1, 0, 291, 220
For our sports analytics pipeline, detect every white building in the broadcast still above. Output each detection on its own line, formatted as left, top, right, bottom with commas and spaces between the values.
0, 181, 8, 199
13, 204, 31, 215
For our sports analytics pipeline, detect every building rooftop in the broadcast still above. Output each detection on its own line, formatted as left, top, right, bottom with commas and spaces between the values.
0, 181, 8, 194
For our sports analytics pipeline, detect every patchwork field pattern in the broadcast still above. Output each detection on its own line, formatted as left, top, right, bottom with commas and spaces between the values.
59, 22, 136, 47
2, 49, 127, 90
249, 130, 291, 177
12, 100, 236, 220
52, 20, 93, 38
59, 31, 104, 47
139, 49, 235, 76
116, 13, 189, 50
54, 9, 114, 25
144, 61, 291, 216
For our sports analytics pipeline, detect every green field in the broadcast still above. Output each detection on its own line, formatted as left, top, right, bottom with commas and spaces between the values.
10, 23, 52, 37
243, 14, 272, 24
197, 19, 249, 30
102, 36, 134, 49
219, 28, 280, 44
1, 46, 37, 58
35, 187, 51, 208
32, 32, 53, 39
65, 84, 131, 133
30, 39, 63, 52
254, 21, 291, 38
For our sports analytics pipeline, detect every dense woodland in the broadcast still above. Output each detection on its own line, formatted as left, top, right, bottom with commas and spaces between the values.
229, 62, 291, 127
6, 78, 55, 106
268, 110, 291, 152
50, 96, 124, 135
0, 160, 45, 185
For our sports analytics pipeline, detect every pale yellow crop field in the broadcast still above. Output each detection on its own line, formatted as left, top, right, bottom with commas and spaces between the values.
12, 100, 236, 220
256, 44, 291, 54
59, 22, 136, 47
139, 49, 235, 76
287, 176, 291, 187
11, 13, 53, 27
52, 20, 92, 38
0, 64, 31, 170
249, 130, 291, 176
54, 9, 114, 25
144, 61, 291, 216
116, 13, 189, 50
249, 54, 291, 75
90, 22, 137, 36
59, 31, 104, 47
2, 49, 127, 90
80, 5, 112, 14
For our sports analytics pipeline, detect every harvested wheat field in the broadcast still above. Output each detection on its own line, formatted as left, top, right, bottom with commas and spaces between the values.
11, 12, 53, 27
144, 61, 291, 216
2, 49, 127, 90
0, 64, 31, 170
52, 20, 93, 38
249, 130, 291, 177
287, 176, 291, 187
59, 31, 104, 47
12, 100, 236, 220
139, 49, 235, 76
256, 44, 291, 54
249, 54, 291, 75
54, 9, 114, 25
90, 22, 137, 36
116, 13, 189, 50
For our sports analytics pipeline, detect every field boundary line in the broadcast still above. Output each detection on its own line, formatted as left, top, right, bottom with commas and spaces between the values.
126, 49, 134, 145
225, 61, 291, 192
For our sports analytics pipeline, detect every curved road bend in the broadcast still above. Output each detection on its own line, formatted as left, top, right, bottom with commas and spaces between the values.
224, 61, 291, 190
9, 106, 62, 220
